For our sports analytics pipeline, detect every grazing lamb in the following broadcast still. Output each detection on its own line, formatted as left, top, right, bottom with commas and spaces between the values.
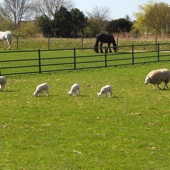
68, 83, 80, 96
0, 76, 7, 91
33, 83, 49, 96
97, 85, 112, 97
145, 68, 170, 90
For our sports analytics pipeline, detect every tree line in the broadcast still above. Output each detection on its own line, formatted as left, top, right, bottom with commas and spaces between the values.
0, 0, 169, 38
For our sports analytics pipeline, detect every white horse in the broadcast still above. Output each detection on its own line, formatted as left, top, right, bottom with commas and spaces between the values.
0, 31, 12, 50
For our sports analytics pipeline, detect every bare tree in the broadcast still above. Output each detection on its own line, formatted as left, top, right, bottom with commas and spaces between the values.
34, 0, 74, 19
0, 0, 34, 28
86, 6, 111, 35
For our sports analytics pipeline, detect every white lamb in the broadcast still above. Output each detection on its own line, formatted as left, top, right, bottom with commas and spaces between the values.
0, 76, 7, 91
145, 68, 170, 90
97, 85, 112, 97
33, 83, 49, 96
68, 83, 80, 96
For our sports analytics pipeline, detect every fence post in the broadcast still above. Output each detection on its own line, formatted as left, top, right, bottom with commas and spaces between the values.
16, 36, 19, 49
104, 46, 107, 67
38, 49, 41, 73
48, 35, 50, 50
74, 48, 76, 70
157, 43, 160, 62
155, 37, 158, 51
132, 44, 135, 65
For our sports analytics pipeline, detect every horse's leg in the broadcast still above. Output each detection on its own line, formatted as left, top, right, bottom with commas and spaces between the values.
1, 40, 6, 50
108, 43, 112, 53
100, 42, 103, 53
7, 39, 10, 50
105, 45, 108, 53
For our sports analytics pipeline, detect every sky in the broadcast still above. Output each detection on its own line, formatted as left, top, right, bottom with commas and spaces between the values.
74, 0, 170, 20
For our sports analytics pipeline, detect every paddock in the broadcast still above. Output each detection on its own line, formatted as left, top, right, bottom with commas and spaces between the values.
1, 62, 170, 169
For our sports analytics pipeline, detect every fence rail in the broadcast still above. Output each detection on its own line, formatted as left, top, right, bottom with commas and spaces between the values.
0, 43, 170, 76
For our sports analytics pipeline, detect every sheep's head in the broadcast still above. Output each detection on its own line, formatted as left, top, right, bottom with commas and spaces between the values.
97, 93, 102, 97
145, 76, 151, 85
68, 91, 72, 96
33, 92, 38, 96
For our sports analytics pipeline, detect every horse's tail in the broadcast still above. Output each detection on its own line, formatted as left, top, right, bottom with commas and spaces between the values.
94, 35, 99, 53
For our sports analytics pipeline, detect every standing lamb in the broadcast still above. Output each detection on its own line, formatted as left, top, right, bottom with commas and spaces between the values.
33, 83, 49, 96
97, 85, 112, 97
68, 83, 80, 96
145, 68, 170, 90
0, 76, 7, 91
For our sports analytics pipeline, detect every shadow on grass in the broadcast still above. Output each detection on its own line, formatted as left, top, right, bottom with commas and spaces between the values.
3, 90, 19, 92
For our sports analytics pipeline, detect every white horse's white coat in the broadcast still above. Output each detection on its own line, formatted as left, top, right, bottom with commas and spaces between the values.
0, 31, 12, 50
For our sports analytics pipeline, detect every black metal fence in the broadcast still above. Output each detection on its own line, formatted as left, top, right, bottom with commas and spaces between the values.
0, 43, 170, 76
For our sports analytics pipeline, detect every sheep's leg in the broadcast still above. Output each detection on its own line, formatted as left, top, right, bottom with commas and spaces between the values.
78, 89, 80, 95
153, 85, 157, 90
46, 89, 49, 96
157, 85, 162, 90
1, 84, 4, 91
109, 91, 112, 97
163, 83, 168, 90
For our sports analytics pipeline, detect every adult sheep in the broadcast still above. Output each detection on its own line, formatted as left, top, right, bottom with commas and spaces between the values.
145, 68, 170, 90
0, 76, 7, 91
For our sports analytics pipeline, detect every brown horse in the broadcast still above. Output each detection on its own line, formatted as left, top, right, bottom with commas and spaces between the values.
94, 33, 117, 53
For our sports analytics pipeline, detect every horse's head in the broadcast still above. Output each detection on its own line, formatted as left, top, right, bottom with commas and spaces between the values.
94, 47, 99, 53
114, 45, 117, 52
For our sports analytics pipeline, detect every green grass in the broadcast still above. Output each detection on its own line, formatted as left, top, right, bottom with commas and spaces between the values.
0, 62, 170, 169
0, 45, 170, 75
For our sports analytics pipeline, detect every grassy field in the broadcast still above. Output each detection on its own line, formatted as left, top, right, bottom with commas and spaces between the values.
0, 39, 170, 76
0, 62, 170, 169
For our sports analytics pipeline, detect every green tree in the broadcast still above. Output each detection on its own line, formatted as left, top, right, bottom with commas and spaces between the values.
0, 15, 14, 30
106, 16, 133, 33
53, 6, 74, 37
37, 15, 53, 37
134, 1, 170, 36
71, 8, 87, 37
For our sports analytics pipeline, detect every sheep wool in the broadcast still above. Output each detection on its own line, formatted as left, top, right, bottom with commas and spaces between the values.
0, 76, 7, 91
33, 83, 49, 96
68, 83, 80, 96
98, 85, 112, 97
145, 68, 170, 90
